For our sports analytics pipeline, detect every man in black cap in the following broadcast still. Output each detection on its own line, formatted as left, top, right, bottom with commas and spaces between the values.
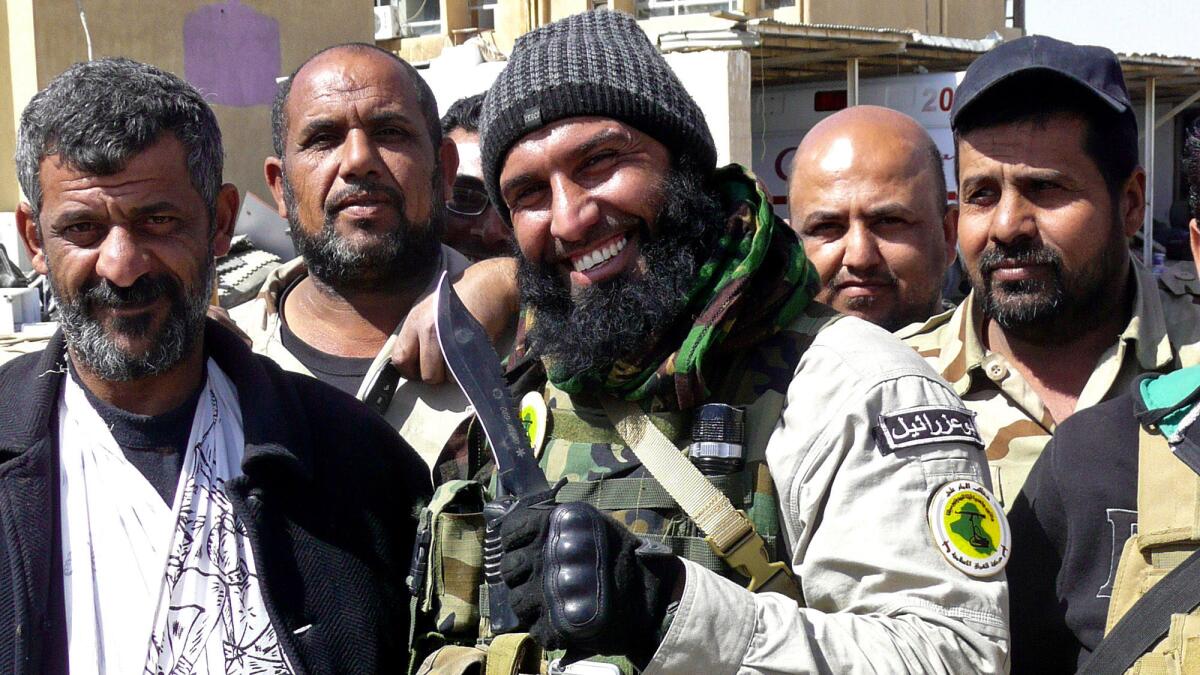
901, 35, 1200, 509
1005, 120, 1200, 672
412, 9, 1008, 674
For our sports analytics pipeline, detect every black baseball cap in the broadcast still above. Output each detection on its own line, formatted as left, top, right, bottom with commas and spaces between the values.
951, 35, 1132, 130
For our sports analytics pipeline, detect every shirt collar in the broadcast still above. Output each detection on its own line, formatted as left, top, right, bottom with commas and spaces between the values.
257, 256, 309, 316
1123, 262, 1175, 372
942, 263, 1173, 393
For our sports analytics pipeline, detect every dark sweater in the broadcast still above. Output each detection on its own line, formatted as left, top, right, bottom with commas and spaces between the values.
0, 321, 432, 675
1007, 392, 1140, 673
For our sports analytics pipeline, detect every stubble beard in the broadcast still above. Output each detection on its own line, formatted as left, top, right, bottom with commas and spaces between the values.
517, 167, 724, 380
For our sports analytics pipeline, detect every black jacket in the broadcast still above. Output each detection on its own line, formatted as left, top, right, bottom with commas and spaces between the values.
0, 321, 432, 674
1007, 392, 1140, 673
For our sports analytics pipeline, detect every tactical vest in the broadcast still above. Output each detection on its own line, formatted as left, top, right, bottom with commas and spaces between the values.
409, 304, 840, 674
1104, 426, 1200, 673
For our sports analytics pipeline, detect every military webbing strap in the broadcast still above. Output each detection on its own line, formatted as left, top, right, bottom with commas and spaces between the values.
485, 633, 541, 675
601, 397, 801, 601
555, 473, 746, 511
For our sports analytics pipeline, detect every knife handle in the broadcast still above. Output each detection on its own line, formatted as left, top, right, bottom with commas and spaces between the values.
483, 498, 521, 634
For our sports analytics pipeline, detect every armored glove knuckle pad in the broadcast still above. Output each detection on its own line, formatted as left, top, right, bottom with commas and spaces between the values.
544, 502, 611, 640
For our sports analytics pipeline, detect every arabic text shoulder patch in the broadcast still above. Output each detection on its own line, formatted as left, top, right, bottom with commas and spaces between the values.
928, 479, 1010, 578
875, 405, 983, 454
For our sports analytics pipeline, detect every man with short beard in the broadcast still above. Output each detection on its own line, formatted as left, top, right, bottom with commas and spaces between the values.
902, 36, 1200, 509
412, 11, 1008, 674
0, 57, 430, 673
231, 43, 514, 463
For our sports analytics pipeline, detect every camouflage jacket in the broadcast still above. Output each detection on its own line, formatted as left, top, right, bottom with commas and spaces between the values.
229, 246, 473, 465
899, 262, 1200, 508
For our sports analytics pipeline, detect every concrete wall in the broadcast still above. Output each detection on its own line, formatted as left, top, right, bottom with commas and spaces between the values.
1, 0, 372, 214
665, 50, 751, 168
807, 0, 1004, 38
2, 0, 37, 213
0, 6, 16, 215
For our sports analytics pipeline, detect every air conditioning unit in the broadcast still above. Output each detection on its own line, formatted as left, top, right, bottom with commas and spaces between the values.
374, 5, 404, 40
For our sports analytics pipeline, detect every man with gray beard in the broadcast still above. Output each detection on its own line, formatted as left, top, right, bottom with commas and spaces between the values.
0, 57, 430, 673
231, 43, 515, 464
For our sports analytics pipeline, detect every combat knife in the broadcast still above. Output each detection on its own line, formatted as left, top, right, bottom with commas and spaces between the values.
433, 271, 551, 633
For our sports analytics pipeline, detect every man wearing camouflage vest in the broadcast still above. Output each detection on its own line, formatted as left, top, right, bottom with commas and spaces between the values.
413, 10, 1008, 674
1005, 121, 1200, 672
901, 36, 1200, 509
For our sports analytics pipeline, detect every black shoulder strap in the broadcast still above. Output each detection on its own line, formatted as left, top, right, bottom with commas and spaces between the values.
1079, 546, 1200, 674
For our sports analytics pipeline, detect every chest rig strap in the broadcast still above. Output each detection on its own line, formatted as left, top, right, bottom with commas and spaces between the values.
600, 397, 801, 602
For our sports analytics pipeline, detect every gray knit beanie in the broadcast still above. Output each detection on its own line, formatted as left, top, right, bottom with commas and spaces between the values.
479, 10, 716, 223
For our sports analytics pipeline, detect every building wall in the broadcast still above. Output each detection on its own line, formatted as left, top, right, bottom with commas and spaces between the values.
806, 0, 1004, 38
1, 0, 372, 215
665, 50, 752, 168
762, 0, 1005, 38
2, 0, 37, 213
0, 6, 15, 215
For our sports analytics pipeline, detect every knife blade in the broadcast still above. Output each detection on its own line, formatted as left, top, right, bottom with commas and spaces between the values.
434, 272, 554, 634
434, 271, 549, 497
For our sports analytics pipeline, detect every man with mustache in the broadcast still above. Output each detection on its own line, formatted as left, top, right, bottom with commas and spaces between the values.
901, 36, 1200, 509
231, 43, 515, 463
1004, 121, 1200, 671
789, 105, 956, 332
0, 57, 430, 673
412, 11, 1008, 674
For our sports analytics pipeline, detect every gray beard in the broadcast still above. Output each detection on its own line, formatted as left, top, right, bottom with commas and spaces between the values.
51, 259, 213, 382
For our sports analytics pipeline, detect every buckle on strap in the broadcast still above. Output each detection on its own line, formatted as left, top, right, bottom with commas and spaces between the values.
705, 513, 802, 602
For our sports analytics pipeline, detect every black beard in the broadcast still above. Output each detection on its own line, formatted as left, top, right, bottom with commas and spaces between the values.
972, 220, 1127, 343
517, 167, 724, 379
52, 261, 212, 382
284, 174, 442, 293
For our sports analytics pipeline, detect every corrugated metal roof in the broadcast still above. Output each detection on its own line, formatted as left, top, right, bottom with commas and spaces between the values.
653, 16, 1200, 95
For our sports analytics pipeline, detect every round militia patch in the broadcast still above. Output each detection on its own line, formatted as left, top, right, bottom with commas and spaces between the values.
927, 480, 1010, 577
520, 391, 548, 459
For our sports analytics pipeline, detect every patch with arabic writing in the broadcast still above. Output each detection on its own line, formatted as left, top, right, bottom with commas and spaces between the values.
927, 479, 1010, 577
874, 405, 983, 454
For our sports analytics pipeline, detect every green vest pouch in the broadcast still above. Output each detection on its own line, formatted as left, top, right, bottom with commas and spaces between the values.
410, 478, 489, 664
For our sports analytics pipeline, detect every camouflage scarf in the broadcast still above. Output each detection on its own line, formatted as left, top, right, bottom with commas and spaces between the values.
522, 165, 820, 411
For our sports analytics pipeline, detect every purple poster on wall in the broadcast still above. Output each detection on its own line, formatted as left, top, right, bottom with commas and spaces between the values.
183, 0, 280, 107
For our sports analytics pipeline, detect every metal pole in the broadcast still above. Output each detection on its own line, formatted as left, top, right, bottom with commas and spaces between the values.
847, 57, 859, 106
1143, 77, 1156, 266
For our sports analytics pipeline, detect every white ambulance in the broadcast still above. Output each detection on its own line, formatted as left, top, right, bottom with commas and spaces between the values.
750, 71, 964, 217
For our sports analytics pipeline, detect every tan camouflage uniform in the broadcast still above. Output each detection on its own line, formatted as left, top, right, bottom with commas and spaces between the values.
899, 262, 1200, 508
229, 245, 473, 464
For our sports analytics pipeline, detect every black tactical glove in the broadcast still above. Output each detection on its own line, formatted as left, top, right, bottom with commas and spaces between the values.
498, 499, 682, 668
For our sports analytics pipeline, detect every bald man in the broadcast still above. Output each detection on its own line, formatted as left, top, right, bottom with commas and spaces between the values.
789, 106, 956, 331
